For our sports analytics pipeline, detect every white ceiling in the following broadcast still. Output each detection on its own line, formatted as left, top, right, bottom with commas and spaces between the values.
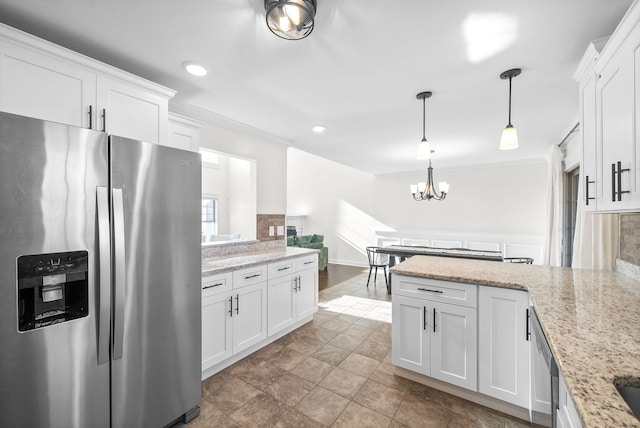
0, 0, 633, 174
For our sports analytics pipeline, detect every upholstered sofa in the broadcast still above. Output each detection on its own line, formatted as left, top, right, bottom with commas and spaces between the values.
287, 234, 328, 271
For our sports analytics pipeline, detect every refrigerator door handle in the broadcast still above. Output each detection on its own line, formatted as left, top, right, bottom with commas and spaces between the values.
112, 188, 126, 360
97, 186, 111, 364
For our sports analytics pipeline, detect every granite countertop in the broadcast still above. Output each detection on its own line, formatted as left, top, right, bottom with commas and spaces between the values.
202, 246, 318, 276
390, 256, 640, 428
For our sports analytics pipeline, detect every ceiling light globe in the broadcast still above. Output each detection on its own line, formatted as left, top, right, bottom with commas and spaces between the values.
265, 0, 317, 40
500, 125, 519, 150
417, 138, 431, 160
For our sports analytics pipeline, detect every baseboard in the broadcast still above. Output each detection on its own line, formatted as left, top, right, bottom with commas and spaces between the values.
201, 314, 315, 381
394, 367, 530, 423
329, 258, 368, 268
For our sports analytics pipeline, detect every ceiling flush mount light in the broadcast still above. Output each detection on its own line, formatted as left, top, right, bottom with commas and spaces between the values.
265, 0, 317, 40
410, 91, 449, 201
183, 61, 208, 77
416, 91, 432, 160
499, 68, 521, 150
312, 125, 326, 133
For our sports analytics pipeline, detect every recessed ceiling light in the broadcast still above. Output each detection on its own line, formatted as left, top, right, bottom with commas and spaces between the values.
312, 125, 326, 133
183, 61, 208, 77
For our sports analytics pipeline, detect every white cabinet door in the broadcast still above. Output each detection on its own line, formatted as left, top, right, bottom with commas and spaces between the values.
96, 75, 168, 145
478, 287, 530, 408
557, 371, 583, 428
0, 42, 95, 128
296, 268, 317, 320
267, 274, 296, 336
596, 52, 634, 211
167, 113, 201, 152
392, 295, 430, 376
233, 281, 267, 353
431, 301, 477, 391
580, 71, 599, 211
202, 292, 232, 371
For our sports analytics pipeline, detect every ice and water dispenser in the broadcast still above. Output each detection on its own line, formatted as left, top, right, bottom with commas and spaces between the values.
17, 251, 89, 331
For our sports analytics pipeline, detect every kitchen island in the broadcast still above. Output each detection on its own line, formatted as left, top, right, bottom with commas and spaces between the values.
390, 256, 640, 427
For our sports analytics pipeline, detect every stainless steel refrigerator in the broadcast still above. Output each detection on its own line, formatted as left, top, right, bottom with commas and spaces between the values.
0, 111, 202, 427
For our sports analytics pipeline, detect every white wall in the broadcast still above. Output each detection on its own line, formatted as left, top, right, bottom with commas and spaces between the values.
377, 161, 548, 235
199, 125, 287, 214
287, 148, 549, 266
287, 148, 380, 265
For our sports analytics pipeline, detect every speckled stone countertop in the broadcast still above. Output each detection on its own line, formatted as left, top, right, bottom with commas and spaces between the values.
391, 256, 640, 428
202, 246, 318, 277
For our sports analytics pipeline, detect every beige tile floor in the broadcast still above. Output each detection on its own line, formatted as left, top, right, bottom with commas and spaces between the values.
190, 271, 532, 427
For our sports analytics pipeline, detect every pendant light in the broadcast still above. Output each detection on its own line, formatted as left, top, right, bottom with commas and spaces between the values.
499, 68, 521, 150
410, 91, 449, 201
265, 0, 317, 40
416, 91, 432, 160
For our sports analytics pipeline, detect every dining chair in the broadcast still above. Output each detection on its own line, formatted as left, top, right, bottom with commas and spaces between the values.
366, 246, 389, 289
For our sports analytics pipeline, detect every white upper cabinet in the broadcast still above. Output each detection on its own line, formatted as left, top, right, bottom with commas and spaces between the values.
96, 75, 169, 144
167, 113, 203, 152
0, 23, 174, 145
574, 40, 605, 211
577, 3, 640, 212
596, 47, 634, 211
0, 41, 96, 128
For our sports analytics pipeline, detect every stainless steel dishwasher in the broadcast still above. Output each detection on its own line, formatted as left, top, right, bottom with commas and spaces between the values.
530, 306, 559, 427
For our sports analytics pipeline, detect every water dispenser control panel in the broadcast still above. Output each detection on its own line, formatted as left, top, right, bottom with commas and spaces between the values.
17, 251, 89, 332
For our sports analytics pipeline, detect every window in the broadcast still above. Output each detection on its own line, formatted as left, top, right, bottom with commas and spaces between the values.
201, 197, 218, 242
199, 148, 219, 168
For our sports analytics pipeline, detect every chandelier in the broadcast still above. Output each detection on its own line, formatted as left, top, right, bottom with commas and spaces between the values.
410, 91, 449, 201
265, 0, 317, 40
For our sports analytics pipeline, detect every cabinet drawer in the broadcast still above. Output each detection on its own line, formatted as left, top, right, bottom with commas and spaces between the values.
296, 254, 318, 271
393, 275, 477, 308
233, 265, 267, 288
268, 259, 296, 280
202, 272, 232, 297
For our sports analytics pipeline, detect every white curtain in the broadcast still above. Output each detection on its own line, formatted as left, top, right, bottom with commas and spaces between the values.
543, 145, 564, 266
571, 166, 619, 270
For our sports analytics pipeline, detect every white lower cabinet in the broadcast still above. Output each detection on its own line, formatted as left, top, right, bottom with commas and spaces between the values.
557, 371, 583, 428
200, 271, 267, 373
392, 275, 537, 422
431, 301, 477, 390
478, 286, 530, 408
267, 255, 318, 336
202, 254, 318, 379
267, 274, 296, 336
232, 282, 267, 353
202, 290, 232, 370
392, 276, 477, 391
296, 264, 318, 319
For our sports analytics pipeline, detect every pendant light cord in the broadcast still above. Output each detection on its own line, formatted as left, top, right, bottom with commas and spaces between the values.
507, 76, 512, 126
422, 96, 426, 139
